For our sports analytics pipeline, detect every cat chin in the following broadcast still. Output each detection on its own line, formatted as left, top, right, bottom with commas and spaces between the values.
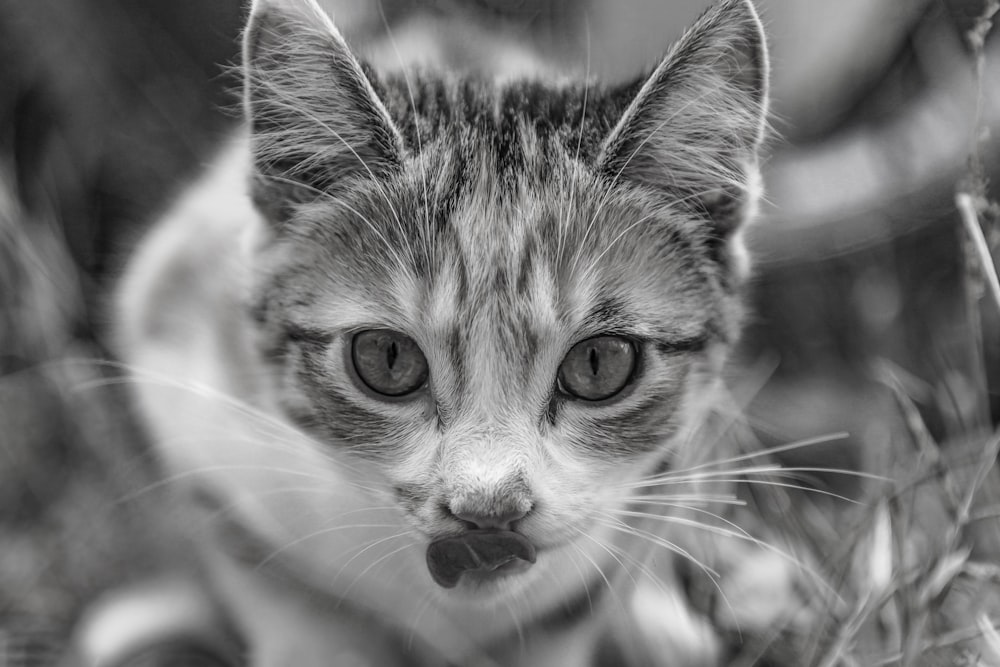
425, 548, 561, 606
436, 560, 536, 601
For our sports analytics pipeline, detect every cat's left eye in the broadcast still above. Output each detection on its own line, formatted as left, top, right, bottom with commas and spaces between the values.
557, 336, 637, 402
351, 329, 429, 398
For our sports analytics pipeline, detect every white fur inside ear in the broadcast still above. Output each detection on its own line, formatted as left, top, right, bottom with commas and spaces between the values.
243, 0, 405, 206
245, 0, 347, 78
596, 0, 769, 241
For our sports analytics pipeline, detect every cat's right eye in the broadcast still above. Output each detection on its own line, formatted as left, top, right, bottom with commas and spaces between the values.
350, 329, 429, 398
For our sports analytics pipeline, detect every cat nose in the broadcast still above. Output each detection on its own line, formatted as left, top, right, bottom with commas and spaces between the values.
449, 504, 531, 531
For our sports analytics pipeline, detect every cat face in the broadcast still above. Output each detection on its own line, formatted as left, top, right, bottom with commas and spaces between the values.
242, 0, 767, 605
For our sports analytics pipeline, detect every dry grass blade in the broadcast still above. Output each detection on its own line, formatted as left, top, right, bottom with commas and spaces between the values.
956, 192, 1000, 310
876, 359, 962, 512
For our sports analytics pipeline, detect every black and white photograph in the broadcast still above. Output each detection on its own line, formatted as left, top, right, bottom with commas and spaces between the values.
1, 0, 998, 665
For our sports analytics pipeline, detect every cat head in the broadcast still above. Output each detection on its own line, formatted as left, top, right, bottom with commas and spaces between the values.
241, 0, 767, 603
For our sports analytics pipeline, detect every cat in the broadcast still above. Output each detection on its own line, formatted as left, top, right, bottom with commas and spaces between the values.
111, 0, 771, 664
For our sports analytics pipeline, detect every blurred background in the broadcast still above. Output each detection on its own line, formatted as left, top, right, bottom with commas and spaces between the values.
0, 0, 997, 663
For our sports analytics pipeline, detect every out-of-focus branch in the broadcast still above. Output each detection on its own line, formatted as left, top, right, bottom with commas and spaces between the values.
957, 192, 1000, 309
751, 23, 1000, 266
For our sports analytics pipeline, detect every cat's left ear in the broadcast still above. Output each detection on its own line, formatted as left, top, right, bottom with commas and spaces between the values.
598, 0, 769, 238
243, 0, 404, 222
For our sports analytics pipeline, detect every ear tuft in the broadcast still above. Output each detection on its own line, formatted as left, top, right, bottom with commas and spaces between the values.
599, 0, 769, 238
243, 0, 403, 223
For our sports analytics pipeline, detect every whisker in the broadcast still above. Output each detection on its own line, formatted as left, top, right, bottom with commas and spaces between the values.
602, 507, 839, 601
132, 430, 309, 464
339, 539, 417, 599
575, 525, 680, 617
628, 476, 863, 505
209, 492, 397, 524
406, 592, 437, 654
83, 360, 378, 478
640, 464, 886, 487
626, 464, 787, 486
650, 432, 853, 479
78, 361, 302, 437
335, 532, 416, 594
567, 526, 626, 616
592, 514, 720, 581
255, 523, 405, 571
596, 537, 672, 596
563, 542, 596, 617
116, 430, 385, 497
589, 512, 740, 626
116, 464, 338, 504
499, 590, 527, 659
605, 508, 754, 543
609, 502, 759, 555
630, 462, 882, 487
620, 494, 746, 508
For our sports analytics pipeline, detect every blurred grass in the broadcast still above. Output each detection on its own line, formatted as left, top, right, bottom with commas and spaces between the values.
0, 0, 241, 655
733, 4, 1000, 663
0, 167, 199, 646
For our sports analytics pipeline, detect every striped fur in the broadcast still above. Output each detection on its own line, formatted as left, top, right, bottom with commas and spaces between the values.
117, 0, 769, 664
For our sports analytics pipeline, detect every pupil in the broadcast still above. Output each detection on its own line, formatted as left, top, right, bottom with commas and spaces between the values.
387, 341, 398, 370
588, 347, 599, 377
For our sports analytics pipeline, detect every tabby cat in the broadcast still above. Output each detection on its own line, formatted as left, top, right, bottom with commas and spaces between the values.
114, 0, 770, 664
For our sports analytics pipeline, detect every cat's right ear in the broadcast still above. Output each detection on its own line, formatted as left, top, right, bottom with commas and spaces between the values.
243, 0, 404, 223
598, 0, 769, 241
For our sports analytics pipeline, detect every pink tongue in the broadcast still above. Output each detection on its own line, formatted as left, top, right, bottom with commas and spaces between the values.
426, 530, 536, 588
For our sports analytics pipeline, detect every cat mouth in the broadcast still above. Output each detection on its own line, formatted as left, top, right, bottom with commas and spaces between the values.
425, 529, 537, 589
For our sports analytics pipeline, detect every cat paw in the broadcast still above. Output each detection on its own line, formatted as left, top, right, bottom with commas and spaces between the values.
66, 578, 241, 667
625, 581, 724, 667
712, 546, 816, 636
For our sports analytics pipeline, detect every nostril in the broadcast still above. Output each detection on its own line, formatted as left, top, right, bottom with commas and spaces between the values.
451, 505, 531, 531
